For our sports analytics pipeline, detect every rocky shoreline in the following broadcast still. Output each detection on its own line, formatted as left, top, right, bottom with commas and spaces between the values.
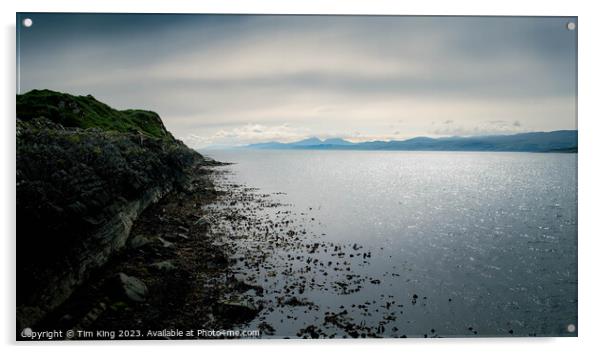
16, 90, 270, 337
22, 157, 390, 339
33, 161, 270, 338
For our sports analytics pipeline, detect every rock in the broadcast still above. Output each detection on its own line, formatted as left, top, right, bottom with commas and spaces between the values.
113, 273, 148, 302
214, 299, 261, 322
258, 322, 275, 336
128, 235, 151, 249
157, 237, 174, 248
16, 306, 45, 329
151, 260, 177, 272
58, 313, 74, 326
176, 233, 189, 240
205, 253, 228, 269
297, 325, 322, 339
16, 90, 212, 327
67, 201, 87, 216
194, 217, 209, 228
177, 225, 189, 233
76, 302, 107, 328
231, 274, 264, 296
279, 296, 314, 307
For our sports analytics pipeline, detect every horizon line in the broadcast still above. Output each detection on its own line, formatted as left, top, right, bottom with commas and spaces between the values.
244, 129, 578, 145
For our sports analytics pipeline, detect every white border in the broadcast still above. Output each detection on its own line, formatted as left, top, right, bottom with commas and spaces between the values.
2, 1, 600, 354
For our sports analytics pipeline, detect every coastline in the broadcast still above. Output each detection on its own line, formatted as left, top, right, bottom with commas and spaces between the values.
15, 90, 273, 337
32, 159, 272, 338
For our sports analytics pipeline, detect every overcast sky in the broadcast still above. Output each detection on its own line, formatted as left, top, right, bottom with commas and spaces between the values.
18, 14, 577, 148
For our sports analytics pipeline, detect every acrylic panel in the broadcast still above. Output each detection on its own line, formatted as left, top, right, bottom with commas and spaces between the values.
16, 13, 577, 340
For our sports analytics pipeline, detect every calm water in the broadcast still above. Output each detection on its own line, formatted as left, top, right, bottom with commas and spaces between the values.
204, 149, 577, 337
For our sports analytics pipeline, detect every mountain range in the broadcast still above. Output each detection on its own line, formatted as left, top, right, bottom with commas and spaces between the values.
246, 130, 577, 153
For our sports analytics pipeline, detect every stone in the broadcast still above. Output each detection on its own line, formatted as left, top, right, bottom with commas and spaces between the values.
128, 235, 151, 249
231, 274, 264, 296
151, 260, 176, 272
214, 299, 261, 322
157, 237, 174, 248
194, 217, 209, 228
114, 273, 148, 302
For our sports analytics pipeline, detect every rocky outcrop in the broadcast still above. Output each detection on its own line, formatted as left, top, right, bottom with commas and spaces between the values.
16, 90, 210, 328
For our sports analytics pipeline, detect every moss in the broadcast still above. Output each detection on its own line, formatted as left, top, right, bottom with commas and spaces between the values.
17, 89, 174, 140
66, 134, 82, 144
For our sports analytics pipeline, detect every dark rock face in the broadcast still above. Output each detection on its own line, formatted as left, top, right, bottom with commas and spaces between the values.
16, 93, 204, 328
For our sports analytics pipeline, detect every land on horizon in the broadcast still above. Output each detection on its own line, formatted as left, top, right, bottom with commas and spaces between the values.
241, 130, 577, 153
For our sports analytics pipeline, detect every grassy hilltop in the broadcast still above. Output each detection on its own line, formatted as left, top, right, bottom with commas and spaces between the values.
17, 89, 174, 139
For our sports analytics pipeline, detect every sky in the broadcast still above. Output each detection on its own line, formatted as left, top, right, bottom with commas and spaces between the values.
17, 14, 577, 148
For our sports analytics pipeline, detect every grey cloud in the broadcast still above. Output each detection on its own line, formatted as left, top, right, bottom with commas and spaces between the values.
18, 14, 577, 147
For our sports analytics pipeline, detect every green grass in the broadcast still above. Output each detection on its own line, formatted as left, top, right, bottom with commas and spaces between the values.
17, 89, 174, 139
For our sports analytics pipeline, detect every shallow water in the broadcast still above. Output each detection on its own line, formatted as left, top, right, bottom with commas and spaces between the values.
203, 149, 577, 337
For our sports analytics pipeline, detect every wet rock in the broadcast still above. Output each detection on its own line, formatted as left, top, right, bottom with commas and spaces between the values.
164, 232, 189, 240
128, 234, 151, 249
195, 217, 209, 228
157, 237, 174, 248
76, 302, 107, 328
67, 201, 87, 216
231, 274, 264, 296
112, 273, 148, 302
151, 260, 177, 272
205, 253, 228, 269
296, 325, 322, 339
258, 322, 275, 336
214, 299, 261, 322
16, 306, 44, 329
177, 225, 189, 233
279, 296, 314, 307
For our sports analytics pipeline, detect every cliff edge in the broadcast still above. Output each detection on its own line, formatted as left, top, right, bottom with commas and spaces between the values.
16, 90, 210, 327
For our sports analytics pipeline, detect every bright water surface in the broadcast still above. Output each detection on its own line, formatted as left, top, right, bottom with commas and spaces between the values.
204, 150, 577, 337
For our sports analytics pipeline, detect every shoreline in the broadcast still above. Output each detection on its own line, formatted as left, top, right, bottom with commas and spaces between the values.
30, 156, 388, 339
31, 159, 271, 338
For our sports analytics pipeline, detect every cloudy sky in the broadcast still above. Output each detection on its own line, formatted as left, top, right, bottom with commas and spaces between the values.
18, 14, 577, 148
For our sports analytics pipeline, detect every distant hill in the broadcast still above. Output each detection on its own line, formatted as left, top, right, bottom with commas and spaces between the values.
246, 131, 578, 153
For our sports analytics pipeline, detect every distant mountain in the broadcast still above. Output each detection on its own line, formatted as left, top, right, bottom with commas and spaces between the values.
322, 138, 355, 146
245, 131, 577, 153
247, 137, 355, 149
242, 141, 287, 149
290, 137, 324, 146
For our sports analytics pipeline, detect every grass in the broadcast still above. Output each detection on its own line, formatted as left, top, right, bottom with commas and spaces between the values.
17, 89, 174, 140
